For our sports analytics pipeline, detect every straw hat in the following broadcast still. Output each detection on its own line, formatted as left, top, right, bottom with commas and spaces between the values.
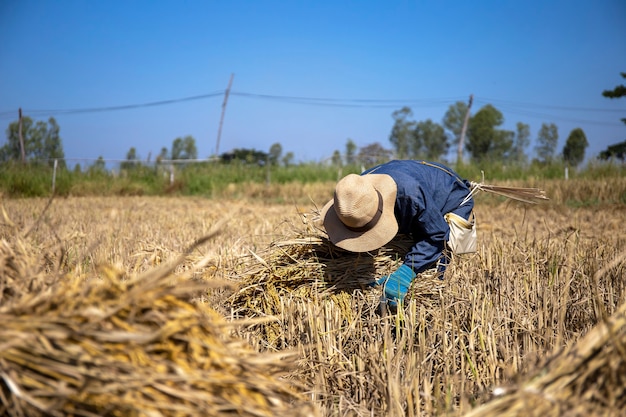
321, 173, 398, 252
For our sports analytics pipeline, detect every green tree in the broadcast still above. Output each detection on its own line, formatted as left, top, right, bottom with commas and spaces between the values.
442, 101, 469, 151
268, 142, 282, 166
221, 148, 267, 165
171, 135, 198, 160
466, 105, 513, 162
389, 107, 414, 159
42, 118, 64, 167
1, 116, 65, 167
345, 139, 357, 165
413, 119, 449, 161
599, 140, 626, 161
331, 150, 342, 167
562, 128, 588, 167
357, 142, 393, 167
1, 116, 34, 161
156, 147, 169, 163
600, 72, 626, 159
88, 156, 107, 175
535, 123, 559, 163
511, 122, 530, 164
602, 71, 626, 125
282, 151, 294, 167
121, 147, 139, 170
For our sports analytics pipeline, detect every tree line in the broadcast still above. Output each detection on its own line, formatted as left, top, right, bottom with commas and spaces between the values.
2, 73, 625, 169
330, 72, 625, 167
377, 103, 590, 167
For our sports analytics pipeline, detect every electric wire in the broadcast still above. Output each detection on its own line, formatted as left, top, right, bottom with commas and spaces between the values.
230, 91, 463, 108
473, 98, 624, 127
477, 97, 625, 113
0, 91, 225, 119
0, 91, 623, 128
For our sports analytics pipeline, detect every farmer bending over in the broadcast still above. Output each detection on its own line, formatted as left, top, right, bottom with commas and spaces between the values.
321, 160, 476, 312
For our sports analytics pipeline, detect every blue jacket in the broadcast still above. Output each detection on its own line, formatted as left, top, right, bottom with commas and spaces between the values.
362, 160, 474, 273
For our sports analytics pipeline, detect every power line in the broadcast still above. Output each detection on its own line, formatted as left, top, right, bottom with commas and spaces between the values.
477, 97, 625, 113
0, 92, 466, 120
5, 91, 225, 118
0, 91, 623, 126
230, 91, 464, 108
473, 98, 624, 127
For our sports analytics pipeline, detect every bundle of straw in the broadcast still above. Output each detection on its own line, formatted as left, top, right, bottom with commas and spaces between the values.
227, 220, 445, 346
0, 236, 316, 417
468, 181, 550, 205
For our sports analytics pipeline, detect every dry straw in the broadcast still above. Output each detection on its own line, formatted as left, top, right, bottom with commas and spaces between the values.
467, 181, 550, 205
0, 227, 317, 417
462, 250, 626, 417
225, 214, 451, 415
227, 214, 444, 347
226, 210, 626, 416
3, 195, 625, 416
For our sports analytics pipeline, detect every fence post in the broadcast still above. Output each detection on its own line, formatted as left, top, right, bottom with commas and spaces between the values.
52, 159, 58, 193
170, 164, 175, 185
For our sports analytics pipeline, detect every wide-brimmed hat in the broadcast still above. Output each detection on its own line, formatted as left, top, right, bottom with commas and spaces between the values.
321, 173, 398, 252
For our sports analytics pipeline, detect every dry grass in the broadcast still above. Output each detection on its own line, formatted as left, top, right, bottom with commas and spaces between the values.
1, 190, 626, 416
0, 220, 316, 417
223, 200, 626, 416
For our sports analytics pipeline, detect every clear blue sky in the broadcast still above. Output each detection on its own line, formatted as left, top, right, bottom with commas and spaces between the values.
1, 0, 625, 164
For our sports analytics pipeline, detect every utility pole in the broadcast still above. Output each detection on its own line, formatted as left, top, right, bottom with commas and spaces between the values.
18, 108, 26, 163
457, 94, 473, 165
215, 73, 234, 158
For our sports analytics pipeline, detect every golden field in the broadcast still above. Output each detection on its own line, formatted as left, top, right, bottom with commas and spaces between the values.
1, 181, 626, 416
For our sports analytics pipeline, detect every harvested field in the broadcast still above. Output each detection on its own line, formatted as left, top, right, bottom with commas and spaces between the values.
1, 190, 625, 416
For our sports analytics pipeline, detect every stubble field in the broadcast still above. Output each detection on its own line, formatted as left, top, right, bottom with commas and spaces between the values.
1, 183, 625, 416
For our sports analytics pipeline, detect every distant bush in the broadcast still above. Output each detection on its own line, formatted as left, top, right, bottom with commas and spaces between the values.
0, 159, 624, 201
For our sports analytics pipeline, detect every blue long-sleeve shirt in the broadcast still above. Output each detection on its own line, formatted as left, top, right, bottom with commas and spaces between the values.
362, 160, 474, 273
